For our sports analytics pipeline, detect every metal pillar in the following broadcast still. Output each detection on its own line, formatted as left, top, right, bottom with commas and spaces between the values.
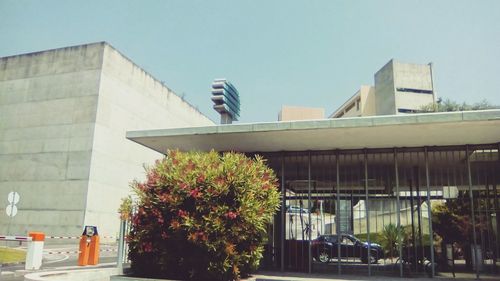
496, 143, 500, 268
364, 152, 371, 276
308, 152, 312, 274
117, 219, 127, 274
424, 147, 435, 277
336, 152, 341, 274
466, 145, 480, 279
394, 149, 403, 277
280, 155, 285, 272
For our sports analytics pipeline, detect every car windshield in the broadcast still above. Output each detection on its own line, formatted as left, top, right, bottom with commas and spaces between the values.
326, 235, 337, 242
341, 235, 361, 245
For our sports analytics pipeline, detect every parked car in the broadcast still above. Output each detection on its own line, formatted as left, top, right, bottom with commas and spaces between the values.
286, 205, 309, 214
312, 234, 384, 264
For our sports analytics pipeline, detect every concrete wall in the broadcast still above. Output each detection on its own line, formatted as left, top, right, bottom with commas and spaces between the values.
278, 105, 324, 121
85, 44, 214, 236
374, 60, 397, 115
375, 60, 435, 115
330, 86, 375, 118
393, 61, 435, 112
0, 43, 104, 236
360, 85, 376, 116
0, 42, 214, 238
334, 91, 361, 118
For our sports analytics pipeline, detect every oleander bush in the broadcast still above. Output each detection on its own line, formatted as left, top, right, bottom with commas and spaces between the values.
123, 150, 280, 280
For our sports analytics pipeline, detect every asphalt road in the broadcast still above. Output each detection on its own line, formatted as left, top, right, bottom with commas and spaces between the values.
0, 243, 118, 281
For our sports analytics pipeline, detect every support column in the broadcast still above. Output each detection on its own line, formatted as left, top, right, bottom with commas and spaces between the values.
336, 151, 341, 275
466, 145, 480, 279
496, 143, 500, 268
117, 220, 126, 274
308, 152, 312, 274
424, 147, 435, 277
394, 149, 403, 277
364, 151, 371, 276
281, 155, 285, 272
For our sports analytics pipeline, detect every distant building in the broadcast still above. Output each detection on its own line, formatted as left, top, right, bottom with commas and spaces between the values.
329, 85, 375, 118
330, 60, 436, 118
278, 105, 325, 121
0, 42, 213, 237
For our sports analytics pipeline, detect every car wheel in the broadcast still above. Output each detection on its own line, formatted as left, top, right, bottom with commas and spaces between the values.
318, 249, 330, 263
362, 254, 378, 264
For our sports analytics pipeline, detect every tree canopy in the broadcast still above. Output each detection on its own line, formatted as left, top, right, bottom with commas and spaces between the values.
420, 98, 498, 112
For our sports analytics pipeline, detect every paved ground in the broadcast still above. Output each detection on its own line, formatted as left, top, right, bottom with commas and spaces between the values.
254, 271, 500, 281
0, 242, 118, 281
1, 243, 499, 281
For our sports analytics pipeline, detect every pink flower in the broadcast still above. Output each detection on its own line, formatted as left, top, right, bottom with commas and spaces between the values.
189, 188, 201, 198
186, 161, 195, 171
196, 174, 206, 183
225, 211, 238, 220
147, 170, 160, 186
170, 220, 180, 229
197, 231, 207, 241
159, 193, 172, 203
178, 209, 188, 218
142, 242, 153, 253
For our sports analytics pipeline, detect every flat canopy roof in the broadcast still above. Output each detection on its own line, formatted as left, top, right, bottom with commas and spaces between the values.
127, 110, 500, 154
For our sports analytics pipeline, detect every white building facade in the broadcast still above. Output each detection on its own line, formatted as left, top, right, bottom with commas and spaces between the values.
331, 60, 436, 118
0, 42, 213, 237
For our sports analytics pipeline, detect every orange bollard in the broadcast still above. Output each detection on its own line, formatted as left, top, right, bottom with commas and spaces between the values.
78, 235, 90, 266
77, 226, 100, 266
88, 235, 100, 265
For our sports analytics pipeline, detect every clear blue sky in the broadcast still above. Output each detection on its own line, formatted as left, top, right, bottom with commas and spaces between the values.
1, 0, 499, 123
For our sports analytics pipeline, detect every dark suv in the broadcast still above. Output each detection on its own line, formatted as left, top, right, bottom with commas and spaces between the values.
312, 234, 383, 264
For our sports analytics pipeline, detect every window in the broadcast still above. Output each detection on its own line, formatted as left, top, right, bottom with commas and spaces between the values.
341, 236, 354, 245
398, 108, 419, 113
396, 87, 433, 94
345, 102, 355, 112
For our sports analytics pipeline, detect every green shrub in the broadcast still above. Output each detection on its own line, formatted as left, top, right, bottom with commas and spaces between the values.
125, 150, 280, 280
380, 223, 405, 258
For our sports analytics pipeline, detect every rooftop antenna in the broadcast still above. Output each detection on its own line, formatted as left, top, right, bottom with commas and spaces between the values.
211, 78, 240, 124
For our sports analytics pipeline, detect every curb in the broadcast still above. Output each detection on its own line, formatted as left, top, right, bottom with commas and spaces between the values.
0, 270, 15, 276
25, 267, 118, 281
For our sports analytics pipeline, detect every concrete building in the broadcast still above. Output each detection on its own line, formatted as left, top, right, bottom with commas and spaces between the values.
330, 60, 435, 118
0, 42, 213, 237
375, 59, 435, 115
127, 110, 500, 277
278, 105, 325, 121
329, 85, 375, 118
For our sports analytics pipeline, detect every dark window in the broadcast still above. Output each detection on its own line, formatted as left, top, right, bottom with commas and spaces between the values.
396, 87, 433, 94
398, 108, 419, 113
345, 102, 355, 112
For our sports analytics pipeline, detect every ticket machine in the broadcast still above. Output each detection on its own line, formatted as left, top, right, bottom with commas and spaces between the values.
78, 225, 100, 266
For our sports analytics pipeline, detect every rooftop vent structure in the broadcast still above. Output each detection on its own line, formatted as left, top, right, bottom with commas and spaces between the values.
211, 79, 240, 124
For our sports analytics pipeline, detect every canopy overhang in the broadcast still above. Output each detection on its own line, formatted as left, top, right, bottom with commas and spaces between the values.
126, 110, 500, 154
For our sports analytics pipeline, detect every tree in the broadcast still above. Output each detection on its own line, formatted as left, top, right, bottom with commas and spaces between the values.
420, 98, 498, 112
380, 223, 406, 259
122, 150, 281, 280
432, 196, 490, 269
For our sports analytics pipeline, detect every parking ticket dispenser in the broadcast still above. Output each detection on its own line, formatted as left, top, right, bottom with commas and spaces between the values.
78, 226, 100, 266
